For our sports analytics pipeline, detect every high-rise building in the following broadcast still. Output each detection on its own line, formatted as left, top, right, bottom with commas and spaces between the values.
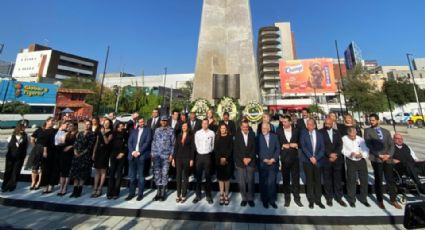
192, 0, 260, 105
257, 22, 296, 103
12, 44, 98, 83
344, 42, 363, 70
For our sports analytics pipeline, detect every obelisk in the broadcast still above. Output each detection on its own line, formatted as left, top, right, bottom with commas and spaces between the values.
192, 0, 260, 105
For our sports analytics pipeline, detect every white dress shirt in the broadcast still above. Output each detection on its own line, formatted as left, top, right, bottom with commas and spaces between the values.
171, 119, 177, 129
284, 128, 292, 142
55, 130, 66, 146
135, 128, 144, 152
195, 129, 215, 154
242, 132, 249, 146
151, 117, 158, 128
326, 128, 333, 143
342, 135, 369, 161
264, 133, 270, 148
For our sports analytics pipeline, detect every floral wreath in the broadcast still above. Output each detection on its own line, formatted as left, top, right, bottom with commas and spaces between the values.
216, 97, 239, 121
190, 98, 211, 119
243, 100, 264, 123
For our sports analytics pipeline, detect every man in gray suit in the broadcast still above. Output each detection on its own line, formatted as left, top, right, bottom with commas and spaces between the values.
364, 114, 401, 209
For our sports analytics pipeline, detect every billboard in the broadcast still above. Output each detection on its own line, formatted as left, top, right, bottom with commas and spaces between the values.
0, 80, 58, 105
279, 58, 337, 95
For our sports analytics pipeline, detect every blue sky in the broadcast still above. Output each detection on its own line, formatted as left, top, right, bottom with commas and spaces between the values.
1, 0, 424, 75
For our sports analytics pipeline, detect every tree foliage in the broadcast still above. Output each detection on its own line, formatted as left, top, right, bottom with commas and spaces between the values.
343, 66, 388, 113
1, 101, 30, 114
383, 79, 425, 106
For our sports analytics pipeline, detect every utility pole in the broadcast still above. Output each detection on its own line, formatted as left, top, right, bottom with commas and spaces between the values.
96, 46, 110, 116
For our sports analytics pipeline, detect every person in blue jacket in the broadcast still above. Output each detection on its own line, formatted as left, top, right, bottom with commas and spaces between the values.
257, 123, 280, 209
126, 118, 152, 201
300, 118, 326, 209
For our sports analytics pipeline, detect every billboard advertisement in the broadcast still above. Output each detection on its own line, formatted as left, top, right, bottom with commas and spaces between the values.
0, 80, 58, 105
279, 58, 337, 95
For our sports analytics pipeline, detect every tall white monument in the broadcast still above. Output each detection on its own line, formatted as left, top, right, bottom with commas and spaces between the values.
192, 0, 260, 105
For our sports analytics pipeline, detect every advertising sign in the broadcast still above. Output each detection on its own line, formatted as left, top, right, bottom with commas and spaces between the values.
279, 58, 337, 95
0, 80, 58, 105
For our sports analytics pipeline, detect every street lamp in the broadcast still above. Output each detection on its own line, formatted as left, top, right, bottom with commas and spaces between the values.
382, 78, 396, 132
406, 53, 424, 124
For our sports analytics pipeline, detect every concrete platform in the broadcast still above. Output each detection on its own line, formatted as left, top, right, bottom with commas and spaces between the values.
0, 181, 416, 225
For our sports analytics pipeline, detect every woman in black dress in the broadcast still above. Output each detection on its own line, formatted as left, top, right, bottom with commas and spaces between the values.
69, 120, 96, 198
107, 122, 127, 199
57, 122, 78, 196
2, 123, 28, 192
92, 118, 112, 198
38, 117, 56, 194
172, 123, 194, 203
214, 123, 233, 206
27, 121, 51, 190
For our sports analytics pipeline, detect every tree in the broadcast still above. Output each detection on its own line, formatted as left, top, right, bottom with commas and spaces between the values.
171, 81, 193, 113
1, 101, 30, 114
383, 79, 425, 106
343, 66, 388, 113
308, 104, 325, 115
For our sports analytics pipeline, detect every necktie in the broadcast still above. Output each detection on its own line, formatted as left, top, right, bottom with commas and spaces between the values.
310, 132, 315, 156
375, 128, 383, 140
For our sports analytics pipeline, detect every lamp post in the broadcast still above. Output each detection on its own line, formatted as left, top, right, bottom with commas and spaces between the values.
406, 53, 424, 125
383, 78, 396, 132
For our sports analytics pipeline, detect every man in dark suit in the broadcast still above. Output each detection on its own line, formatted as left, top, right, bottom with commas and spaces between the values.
126, 112, 139, 132
296, 108, 310, 131
256, 113, 276, 135
126, 117, 152, 201
219, 112, 236, 135
319, 118, 346, 207
364, 114, 401, 209
108, 112, 120, 130
168, 110, 182, 137
233, 120, 256, 207
144, 109, 160, 178
300, 118, 326, 209
188, 112, 202, 134
257, 123, 280, 209
146, 109, 160, 131
277, 115, 303, 207
393, 133, 425, 194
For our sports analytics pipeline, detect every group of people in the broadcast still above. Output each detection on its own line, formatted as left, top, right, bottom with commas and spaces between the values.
2, 108, 425, 211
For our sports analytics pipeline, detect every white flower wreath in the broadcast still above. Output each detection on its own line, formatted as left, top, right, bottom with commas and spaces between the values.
216, 97, 238, 120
